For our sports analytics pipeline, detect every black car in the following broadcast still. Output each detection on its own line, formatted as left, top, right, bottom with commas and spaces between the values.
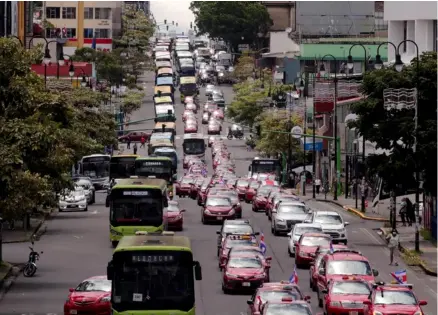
216, 219, 259, 256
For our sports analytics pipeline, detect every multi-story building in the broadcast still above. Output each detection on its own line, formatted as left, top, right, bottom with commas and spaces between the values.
31, 1, 123, 60
0, 1, 19, 37
384, 1, 437, 63
124, 1, 149, 15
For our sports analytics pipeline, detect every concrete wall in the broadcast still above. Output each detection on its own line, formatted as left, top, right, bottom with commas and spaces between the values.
384, 1, 437, 21
269, 31, 300, 54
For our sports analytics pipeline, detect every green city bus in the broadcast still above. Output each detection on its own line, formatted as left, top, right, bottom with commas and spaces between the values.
107, 232, 202, 315
107, 178, 168, 247
134, 157, 177, 193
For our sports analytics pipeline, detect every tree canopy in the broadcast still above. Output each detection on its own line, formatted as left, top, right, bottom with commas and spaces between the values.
0, 38, 116, 220
349, 52, 437, 195
190, 1, 272, 51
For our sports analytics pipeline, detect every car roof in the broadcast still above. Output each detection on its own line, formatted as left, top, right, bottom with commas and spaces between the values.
85, 275, 108, 281
294, 223, 322, 229
301, 232, 330, 238
326, 251, 367, 261
227, 253, 262, 259
278, 201, 305, 206
314, 210, 341, 216
230, 245, 261, 251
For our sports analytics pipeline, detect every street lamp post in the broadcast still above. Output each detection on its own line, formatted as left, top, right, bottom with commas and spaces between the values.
76, 68, 88, 88
67, 56, 75, 83
28, 36, 52, 86
320, 54, 339, 201
296, 74, 307, 196
347, 43, 369, 211
378, 40, 421, 251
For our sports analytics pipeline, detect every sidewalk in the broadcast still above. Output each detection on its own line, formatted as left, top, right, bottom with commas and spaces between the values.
379, 226, 437, 276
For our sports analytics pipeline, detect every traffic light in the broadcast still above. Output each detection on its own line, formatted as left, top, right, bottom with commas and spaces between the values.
164, 19, 167, 24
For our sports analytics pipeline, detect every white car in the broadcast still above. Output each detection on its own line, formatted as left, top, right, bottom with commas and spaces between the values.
287, 223, 323, 257
303, 210, 349, 244
271, 201, 309, 235
205, 84, 215, 96
59, 187, 88, 212
202, 112, 210, 124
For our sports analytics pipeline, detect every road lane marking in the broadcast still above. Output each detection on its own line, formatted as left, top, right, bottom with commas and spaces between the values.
90, 210, 99, 214
73, 235, 83, 239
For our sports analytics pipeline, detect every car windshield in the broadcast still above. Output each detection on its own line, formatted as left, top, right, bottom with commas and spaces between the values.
265, 304, 312, 315
315, 214, 343, 224
237, 180, 249, 187
206, 198, 231, 207
231, 248, 261, 256
226, 239, 257, 248
301, 236, 331, 247
257, 187, 272, 196
259, 290, 301, 303
75, 279, 111, 292
278, 205, 306, 214
327, 260, 372, 276
70, 190, 84, 197
374, 290, 417, 305
181, 177, 194, 184
331, 281, 370, 295
250, 182, 260, 189
220, 192, 238, 203
228, 257, 262, 268
223, 224, 253, 234
295, 227, 322, 236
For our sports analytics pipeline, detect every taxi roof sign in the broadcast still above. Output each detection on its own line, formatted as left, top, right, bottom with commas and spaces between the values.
180, 77, 196, 84
154, 96, 173, 104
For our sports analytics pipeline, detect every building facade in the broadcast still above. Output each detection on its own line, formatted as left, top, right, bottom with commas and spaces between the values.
31, 1, 123, 60
0, 1, 18, 37
384, 1, 437, 62
124, 1, 149, 15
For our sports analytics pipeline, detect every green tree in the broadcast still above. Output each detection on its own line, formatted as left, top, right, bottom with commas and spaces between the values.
232, 55, 255, 81
120, 91, 145, 115
0, 38, 116, 223
190, 1, 272, 51
349, 52, 437, 195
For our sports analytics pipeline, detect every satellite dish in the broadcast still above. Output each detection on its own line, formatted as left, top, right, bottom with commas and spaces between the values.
285, 27, 292, 34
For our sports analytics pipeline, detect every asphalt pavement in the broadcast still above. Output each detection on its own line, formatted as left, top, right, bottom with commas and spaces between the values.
1, 71, 436, 315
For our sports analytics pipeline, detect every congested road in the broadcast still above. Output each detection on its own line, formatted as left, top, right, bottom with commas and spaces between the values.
1, 71, 436, 315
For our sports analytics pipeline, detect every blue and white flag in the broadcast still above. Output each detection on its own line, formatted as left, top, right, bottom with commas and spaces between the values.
289, 265, 299, 284
329, 242, 335, 254
259, 233, 267, 255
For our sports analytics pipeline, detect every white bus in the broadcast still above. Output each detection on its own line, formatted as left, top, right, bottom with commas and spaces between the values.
182, 133, 206, 161
79, 154, 111, 190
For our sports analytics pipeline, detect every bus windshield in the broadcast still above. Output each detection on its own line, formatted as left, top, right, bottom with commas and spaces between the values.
252, 160, 281, 176
110, 196, 163, 226
81, 156, 110, 178
135, 160, 172, 180
110, 157, 137, 179
112, 251, 195, 312
183, 139, 205, 155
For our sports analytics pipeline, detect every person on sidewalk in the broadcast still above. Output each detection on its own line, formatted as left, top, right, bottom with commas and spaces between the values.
399, 198, 407, 226
405, 197, 415, 226
140, 136, 146, 149
133, 143, 138, 155
127, 136, 131, 149
386, 229, 399, 266
315, 178, 321, 194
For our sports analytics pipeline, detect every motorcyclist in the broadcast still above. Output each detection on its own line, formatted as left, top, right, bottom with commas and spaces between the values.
231, 124, 243, 138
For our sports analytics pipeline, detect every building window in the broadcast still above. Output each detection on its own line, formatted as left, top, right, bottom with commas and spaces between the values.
45, 28, 57, 38
403, 21, 408, 53
65, 28, 76, 38
84, 28, 94, 38
433, 20, 437, 52
95, 8, 111, 20
84, 7, 93, 19
94, 28, 110, 38
46, 7, 60, 19
62, 7, 76, 19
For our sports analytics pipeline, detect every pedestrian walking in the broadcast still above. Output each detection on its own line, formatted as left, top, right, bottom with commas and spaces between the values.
140, 136, 146, 148
399, 199, 407, 226
127, 136, 131, 149
133, 143, 138, 155
386, 229, 399, 266
315, 178, 321, 194
405, 197, 415, 225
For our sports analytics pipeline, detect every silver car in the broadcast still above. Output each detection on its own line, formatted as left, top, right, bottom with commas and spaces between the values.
74, 178, 95, 204
271, 201, 308, 235
303, 210, 349, 244
205, 84, 215, 97
58, 187, 88, 212
287, 223, 323, 257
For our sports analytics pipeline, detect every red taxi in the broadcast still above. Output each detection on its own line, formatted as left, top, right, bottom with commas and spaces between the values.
186, 165, 203, 177
212, 109, 224, 120
218, 234, 259, 268
235, 178, 250, 200
190, 177, 205, 199
245, 181, 261, 203
64, 276, 111, 315
222, 254, 269, 293
309, 244, 348, 291
184, 122, 198, 133
185, 102, 197, 113
264, 191, 281, 216
184, 96, 194, 104
164, 201, 185, 231
217, 190, 242, 218
316, 250, 379, 307
363, 282, 427, 315
247, 283, 308, 315
295, 233, 332, 268
254, 299, 314, 315
221, 246, 272, 273
202, 195, 236, 224
182, 110, 195, 122
252, 185, 279, 212
175, 176, 196, 197
322, 278, 371, 315
197, 181, 210, 206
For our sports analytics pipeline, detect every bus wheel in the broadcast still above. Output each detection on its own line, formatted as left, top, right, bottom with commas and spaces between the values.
111, 241, 118, 248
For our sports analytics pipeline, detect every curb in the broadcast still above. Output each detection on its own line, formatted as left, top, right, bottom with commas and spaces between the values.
3, 209, 54, 244
0, 264, 23, 301
378, 228, 438, 277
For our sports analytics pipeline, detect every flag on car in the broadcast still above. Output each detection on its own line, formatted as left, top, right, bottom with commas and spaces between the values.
91, 36, 97, 50
329, 242, 335, 254
289, 265, 298, 284
259, 233, 267, 255
391, 269, 407, 284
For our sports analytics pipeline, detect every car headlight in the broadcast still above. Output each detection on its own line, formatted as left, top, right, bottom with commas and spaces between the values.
330, 301, 341, 307
204, 209, 211, 215
110, 229, 123, 236
372, 312, 383, 315
219, 73, 224, 77
78, 197, 86, 202
100, 296, 111, 303
253, 273, 266, 279
276, 218, 285, 222
229, 209, 235, 215
225, 272, 239, 278
59, 201, 66, 205
413, 312, 423, 315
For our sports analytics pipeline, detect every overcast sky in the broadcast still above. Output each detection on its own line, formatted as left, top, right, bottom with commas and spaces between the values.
150, 1, 195, 33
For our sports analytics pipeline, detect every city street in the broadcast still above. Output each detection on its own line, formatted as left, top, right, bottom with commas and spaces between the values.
1, 72, 436, 315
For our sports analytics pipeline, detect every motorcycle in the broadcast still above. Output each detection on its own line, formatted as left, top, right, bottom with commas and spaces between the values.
23, 241, 43, 277
227, 131, 244, 140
